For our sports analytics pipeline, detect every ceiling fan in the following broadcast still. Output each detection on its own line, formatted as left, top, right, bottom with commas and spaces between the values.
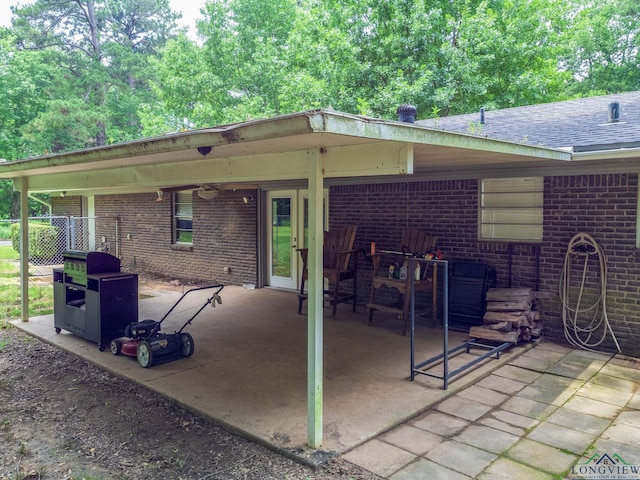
159, 183, 259, 200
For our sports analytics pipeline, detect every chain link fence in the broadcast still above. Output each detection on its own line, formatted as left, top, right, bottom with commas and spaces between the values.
0, 216, 119, 276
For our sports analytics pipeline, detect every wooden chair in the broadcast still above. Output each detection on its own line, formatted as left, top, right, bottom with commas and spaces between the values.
367, 227, 438, 335
297, 225, 358, 317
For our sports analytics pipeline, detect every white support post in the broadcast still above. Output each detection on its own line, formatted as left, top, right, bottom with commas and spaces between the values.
17, 178, 29, 322
307, 149, 324, 448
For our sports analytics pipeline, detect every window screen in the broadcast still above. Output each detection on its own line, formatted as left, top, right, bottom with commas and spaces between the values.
174, 191, 193, 243
480, 177, 543, 242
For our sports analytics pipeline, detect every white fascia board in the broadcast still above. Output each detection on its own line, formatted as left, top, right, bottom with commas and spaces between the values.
323, 142, 412, 176
0, 112, 327, 179
322, 114, 571, 162
570, 147, 640, 161
25, 141, 412, 194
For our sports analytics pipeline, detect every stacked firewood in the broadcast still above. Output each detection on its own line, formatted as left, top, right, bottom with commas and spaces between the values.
469, 288, 542, 343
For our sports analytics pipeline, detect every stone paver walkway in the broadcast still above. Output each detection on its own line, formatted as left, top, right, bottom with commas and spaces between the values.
344, 341, 640, 479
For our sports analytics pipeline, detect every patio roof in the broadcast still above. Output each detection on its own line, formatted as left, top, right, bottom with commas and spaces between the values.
0, 108, 577, 450
0, 109, 571, 197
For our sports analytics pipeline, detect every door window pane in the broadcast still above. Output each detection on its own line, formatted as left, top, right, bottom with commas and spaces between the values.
271, 197, 291, 277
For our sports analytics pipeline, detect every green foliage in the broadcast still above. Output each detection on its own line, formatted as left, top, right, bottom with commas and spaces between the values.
153, 0, 587, 124
5, 0, 180, 154
0, 224, 11, 241
1, 0, 639, 162
0, 283, 54, 321
0, 245, 19, 261
559, 0, 640, 96
10, 223, 60, 259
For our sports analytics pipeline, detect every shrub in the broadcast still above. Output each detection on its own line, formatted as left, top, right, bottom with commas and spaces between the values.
0, 223, 11, 239
10, 222, 60, 259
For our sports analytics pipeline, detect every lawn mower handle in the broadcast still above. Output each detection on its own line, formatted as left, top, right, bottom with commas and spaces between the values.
158, 284, 225, 326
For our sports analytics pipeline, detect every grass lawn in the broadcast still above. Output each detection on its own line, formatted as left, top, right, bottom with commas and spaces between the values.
0, 245, 54, 319
272, 224, 292, 277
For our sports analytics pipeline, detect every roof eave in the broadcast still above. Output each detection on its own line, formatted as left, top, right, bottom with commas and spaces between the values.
0, 109, 571, 183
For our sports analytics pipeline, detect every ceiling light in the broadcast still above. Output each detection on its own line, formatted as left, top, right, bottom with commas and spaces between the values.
198, 189, 219, 200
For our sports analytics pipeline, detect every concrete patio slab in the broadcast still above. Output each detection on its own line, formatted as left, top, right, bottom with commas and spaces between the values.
454, 425, 519, 454
475, 373, 528, 395
479, 410, 538, 436
589, 372, 637, 393
456, 384, 510, 407
545, 407, 611, 436
378, 425, 443, 456
389, 458, 471, 480
341, 439, 415, 478
506, 439, 578, 475
525, 421, 596, 455
562, 395, 622, 420
12, 285, 527, 463
410, 411, 469, 436
435, 395, 494, 421
576, 381, 633, 406
500, 396, 559, 420
491, 364, 542, 384
426, 440, 496, 478
600, 423, 640, 448
479, 457, 555, 480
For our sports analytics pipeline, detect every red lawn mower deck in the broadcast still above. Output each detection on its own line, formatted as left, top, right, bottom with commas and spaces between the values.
110, 284, 223, 368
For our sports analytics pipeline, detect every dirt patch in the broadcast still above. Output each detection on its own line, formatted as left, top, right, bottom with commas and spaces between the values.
0, 325, 382, 480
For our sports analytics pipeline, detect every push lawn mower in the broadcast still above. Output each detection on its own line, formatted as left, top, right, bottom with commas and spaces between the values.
110, 284, 224, 368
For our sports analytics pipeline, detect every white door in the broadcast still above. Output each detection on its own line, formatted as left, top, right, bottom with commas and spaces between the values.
266, 189, 329, 290
267, 190, 299, 290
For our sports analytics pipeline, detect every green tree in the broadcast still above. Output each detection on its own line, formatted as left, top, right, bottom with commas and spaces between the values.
154, 0, 299, 127
0, 32, 58, 159
155, 0, 573, 124
10, 0, 180, 152
560, 0, 640, 96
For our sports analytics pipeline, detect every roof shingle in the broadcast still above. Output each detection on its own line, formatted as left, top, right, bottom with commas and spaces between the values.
416, 91, 640, 151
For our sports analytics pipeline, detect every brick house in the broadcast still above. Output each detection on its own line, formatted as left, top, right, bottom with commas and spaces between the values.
3, 93, 640, 360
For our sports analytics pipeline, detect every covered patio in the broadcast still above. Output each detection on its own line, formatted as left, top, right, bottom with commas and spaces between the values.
13, 284, 531, 462
1, 109, 569, 449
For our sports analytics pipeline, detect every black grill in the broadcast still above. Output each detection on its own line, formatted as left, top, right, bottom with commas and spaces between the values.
54, 250, 138, 350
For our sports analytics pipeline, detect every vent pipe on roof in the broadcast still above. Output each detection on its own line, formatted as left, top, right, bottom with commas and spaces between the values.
608, 102, 620, 123
480, 107, 485, 125
396, 104, 416, 123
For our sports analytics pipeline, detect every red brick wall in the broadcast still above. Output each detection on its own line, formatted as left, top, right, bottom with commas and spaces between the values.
542, 174, 638, 354
329, 174, 640, 356
94, 190, 257, 285
50, 175, 640, 355
51, 196, 83, 217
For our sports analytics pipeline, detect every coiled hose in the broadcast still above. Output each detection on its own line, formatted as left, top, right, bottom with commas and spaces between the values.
559, 233, 620, 352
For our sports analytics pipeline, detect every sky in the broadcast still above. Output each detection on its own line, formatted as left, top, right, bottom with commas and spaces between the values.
0, 1, 205, 38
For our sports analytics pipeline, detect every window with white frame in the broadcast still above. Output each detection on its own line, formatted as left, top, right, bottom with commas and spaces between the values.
173, 191, 193, 244
479, 177, 543, 242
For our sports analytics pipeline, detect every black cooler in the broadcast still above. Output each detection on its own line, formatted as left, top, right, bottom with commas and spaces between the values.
53, 250, 138, 350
